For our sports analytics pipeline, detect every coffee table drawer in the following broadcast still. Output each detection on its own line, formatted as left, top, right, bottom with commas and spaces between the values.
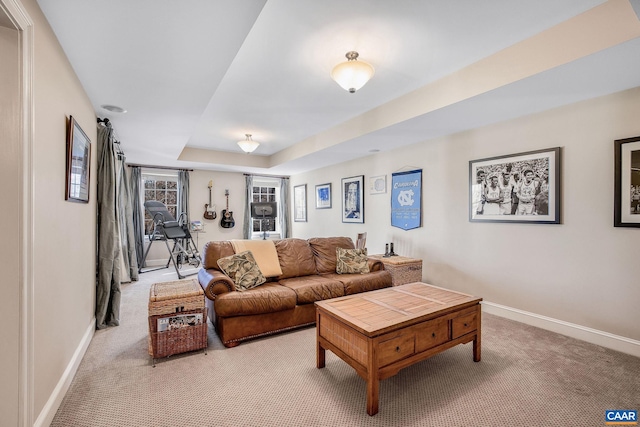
377, 331, 415, 367
415, 318, 449, 352
452, 310, 478, 339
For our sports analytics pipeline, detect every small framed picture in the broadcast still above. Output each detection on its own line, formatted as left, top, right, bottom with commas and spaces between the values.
65, 116, 91, 203
369, 175, 387, 194
614, 136, 640, 228
315, 183, 332, 209
293, 184, 307, 222
469, 147, 561, 224
341, 175, 364, 223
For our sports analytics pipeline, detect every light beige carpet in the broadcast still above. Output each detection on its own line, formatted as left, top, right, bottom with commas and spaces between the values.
51, 268, 639, 427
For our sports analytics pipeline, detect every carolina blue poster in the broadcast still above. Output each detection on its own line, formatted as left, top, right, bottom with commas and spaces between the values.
391, 169, 422, 230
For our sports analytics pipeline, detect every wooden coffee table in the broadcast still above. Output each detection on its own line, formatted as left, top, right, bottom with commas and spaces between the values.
315, 282, 482, 415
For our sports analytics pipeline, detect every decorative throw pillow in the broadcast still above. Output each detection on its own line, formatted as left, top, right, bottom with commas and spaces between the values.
336, 247, 370, 274
217, 250, 266, 291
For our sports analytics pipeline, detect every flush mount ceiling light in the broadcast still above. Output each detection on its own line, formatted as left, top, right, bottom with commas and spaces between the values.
100, 104, 127, 113
331, 51, 375, 93
237, 134, 259, 153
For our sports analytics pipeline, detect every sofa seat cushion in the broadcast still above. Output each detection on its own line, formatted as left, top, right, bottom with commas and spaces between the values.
308, 237, 355, 274
275, 238, 318, 279
278, 275, 345, 304
323, 270, 392, 295
214, 283, 297, 316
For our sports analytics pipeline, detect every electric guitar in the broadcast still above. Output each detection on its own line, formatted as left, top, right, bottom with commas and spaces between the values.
220, 189, 235, 228
204, 180, 217, 220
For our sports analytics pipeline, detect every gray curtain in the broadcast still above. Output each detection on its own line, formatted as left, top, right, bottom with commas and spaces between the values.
279, 177, 291, 238
130, 166, 145, 268
96, 123, 122, 329
117, 157, 138, 282
178, 170, 190, 224
243, 175, 254, 239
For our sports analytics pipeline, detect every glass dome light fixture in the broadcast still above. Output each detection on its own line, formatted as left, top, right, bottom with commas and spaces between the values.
331, 51, 375, 93
101, 104, 127, 113
237, 134, 259, 153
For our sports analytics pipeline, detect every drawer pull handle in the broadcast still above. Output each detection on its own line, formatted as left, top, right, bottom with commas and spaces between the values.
431, 332, 436, 338
395, 346, 400, 352
464, 323, 468, 327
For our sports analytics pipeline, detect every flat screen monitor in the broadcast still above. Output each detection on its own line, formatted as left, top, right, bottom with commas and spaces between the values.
251, 202, 277, 218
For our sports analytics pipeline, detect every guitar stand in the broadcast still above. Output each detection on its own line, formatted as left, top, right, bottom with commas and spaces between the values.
139, 201, 201, 279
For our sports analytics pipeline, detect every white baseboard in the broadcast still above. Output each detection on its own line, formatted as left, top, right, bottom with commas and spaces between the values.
143, 259, 168, 267
482, 301, 640, 358
34, 318, 95, 427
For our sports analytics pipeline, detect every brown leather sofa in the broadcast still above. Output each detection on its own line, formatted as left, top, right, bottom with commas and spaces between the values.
198, 237, 392, 347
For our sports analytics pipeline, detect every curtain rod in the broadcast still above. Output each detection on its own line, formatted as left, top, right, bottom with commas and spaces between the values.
244, 173, 290, 179
127, 163, 193, 172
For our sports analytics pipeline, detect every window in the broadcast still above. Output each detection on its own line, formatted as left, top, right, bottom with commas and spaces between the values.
142, 172, 179, 236
251, 179, 280, 238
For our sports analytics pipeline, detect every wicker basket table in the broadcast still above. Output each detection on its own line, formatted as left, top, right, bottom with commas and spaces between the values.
148, 279, 207, 366
368, 255, 423, 286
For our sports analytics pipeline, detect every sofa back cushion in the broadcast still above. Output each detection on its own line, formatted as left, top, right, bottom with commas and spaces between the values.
275, 238, 317, 279
308, 237, 355, 275
202, 241, 235, 271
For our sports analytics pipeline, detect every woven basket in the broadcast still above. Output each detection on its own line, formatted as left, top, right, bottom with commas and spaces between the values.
148, 308, 208, 359
149, 279, 204, 316
369, 255, 423, 287
385, 262, 422, 287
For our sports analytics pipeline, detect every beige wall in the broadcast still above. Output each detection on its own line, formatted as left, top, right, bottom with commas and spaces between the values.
0, 22, 21, 427
188, 170, 246, 247
141, 170, 246, 266
291, 87, 640, 343
19, 0, 98, 422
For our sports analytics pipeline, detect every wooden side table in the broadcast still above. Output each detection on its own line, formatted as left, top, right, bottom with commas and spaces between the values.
368, 254, 422, 286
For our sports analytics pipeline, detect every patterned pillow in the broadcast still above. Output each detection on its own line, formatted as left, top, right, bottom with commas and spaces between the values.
217, 250, 266, 291
336, 248, 370, 274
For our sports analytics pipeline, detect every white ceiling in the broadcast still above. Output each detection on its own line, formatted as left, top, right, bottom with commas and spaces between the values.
37, 0, 640, 176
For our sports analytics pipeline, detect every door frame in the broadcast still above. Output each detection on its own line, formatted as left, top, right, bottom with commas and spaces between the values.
0, 0, 34, 425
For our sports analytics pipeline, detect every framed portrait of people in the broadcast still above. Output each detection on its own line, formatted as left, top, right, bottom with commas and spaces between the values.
469, 147, 561, 224
614, 136, 640, 228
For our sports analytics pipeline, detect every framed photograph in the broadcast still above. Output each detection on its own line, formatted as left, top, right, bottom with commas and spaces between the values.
293, 184, 307, 222
469, 147, 561, 224
614, 136, 640, 228
369, 175, 387, 194
341, 175, 364, 223
65, 116, 91, 203
315, 183, 332, 209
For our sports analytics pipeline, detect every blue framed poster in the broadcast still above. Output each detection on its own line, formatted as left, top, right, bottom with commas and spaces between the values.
391, 169, 422, 230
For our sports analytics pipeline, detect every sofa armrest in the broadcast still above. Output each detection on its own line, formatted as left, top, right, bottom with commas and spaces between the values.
198, 268, 236, 300
367, 258, 385, 272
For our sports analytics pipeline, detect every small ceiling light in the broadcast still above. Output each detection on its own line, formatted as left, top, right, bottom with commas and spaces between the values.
101, 104, 127, 113
331, 51, 375, 93
237, 134, 259, 153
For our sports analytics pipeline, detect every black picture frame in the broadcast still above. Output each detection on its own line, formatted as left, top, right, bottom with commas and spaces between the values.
65, 116, 91, 203
469, 147, 561, 224
614, 136, 640, 228
315, 183, 332, 209
341, 175, 364, 223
